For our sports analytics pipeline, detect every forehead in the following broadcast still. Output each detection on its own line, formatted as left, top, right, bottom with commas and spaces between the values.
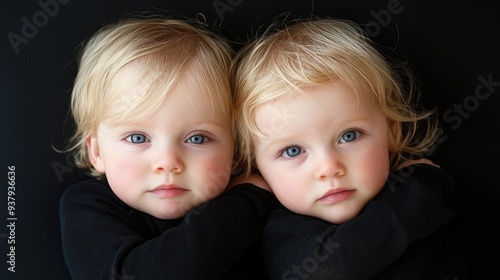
255, 82, 378, 128
110, 61, 172, 97
104, 64, 227, 126
107, 62, 168, 112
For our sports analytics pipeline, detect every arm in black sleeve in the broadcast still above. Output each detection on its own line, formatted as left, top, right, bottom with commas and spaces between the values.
60, 180, 274, 280
263, 164, 455, 280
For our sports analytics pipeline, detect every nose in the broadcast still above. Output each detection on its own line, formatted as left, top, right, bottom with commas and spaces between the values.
151, 146, 185, 174
315, 150, 345, 180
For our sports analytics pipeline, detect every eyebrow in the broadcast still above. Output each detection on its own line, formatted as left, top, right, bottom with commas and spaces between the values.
190, 119, 228, 129
110, 118, 229, 131
323, 117, 372, 130
259, 137, 295, 153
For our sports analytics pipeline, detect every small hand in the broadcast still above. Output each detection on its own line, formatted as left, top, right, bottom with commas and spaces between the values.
396, 158, 440, 170
228, 174, 272, 193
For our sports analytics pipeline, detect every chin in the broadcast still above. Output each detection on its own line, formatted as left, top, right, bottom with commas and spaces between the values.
150, 209, 187, 220
322, 209, 361, 224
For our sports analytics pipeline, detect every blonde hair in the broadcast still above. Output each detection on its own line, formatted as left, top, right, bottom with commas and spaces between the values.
65, 14, 233, 178
232, 18, 438, 176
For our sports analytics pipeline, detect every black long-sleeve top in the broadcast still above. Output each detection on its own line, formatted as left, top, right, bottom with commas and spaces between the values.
262, 164, 470, 280
59, 180, 275, 280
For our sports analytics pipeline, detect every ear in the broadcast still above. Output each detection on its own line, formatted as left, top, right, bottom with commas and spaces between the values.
87, 133, 105, 173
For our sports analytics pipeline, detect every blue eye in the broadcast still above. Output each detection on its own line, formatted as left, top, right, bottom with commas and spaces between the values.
187, 134, 208, 144
282, 146, 302, 158
126, 134, 148, 144
339, 130, 360, 143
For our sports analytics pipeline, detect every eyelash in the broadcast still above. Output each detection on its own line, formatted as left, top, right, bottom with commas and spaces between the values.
186, 133, 212, 145
123, 132, 150, 144
274, 127, 365, 159
122, 132, 213, 144
275, 144, 302, 159
339, 127, 365, 143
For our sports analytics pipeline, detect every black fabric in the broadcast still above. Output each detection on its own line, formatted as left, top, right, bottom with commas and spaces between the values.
2, 1, 499, 279
373, 223, 470, 280
59, 181, 274, 280
263, 164, 470, 280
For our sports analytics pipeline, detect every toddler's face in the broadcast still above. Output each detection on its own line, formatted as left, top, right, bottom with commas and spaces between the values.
253, 82, 390, 224
88, 69, 234, 219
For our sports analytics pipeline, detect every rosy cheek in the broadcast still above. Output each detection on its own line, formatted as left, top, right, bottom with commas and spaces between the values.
362, 150, 390, 190
203, 159, 232, 196
270, 174, 298, 207
108, 159, 143, 188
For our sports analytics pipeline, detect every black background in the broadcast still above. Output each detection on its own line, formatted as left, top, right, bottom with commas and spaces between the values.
1, 0, 499, 279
